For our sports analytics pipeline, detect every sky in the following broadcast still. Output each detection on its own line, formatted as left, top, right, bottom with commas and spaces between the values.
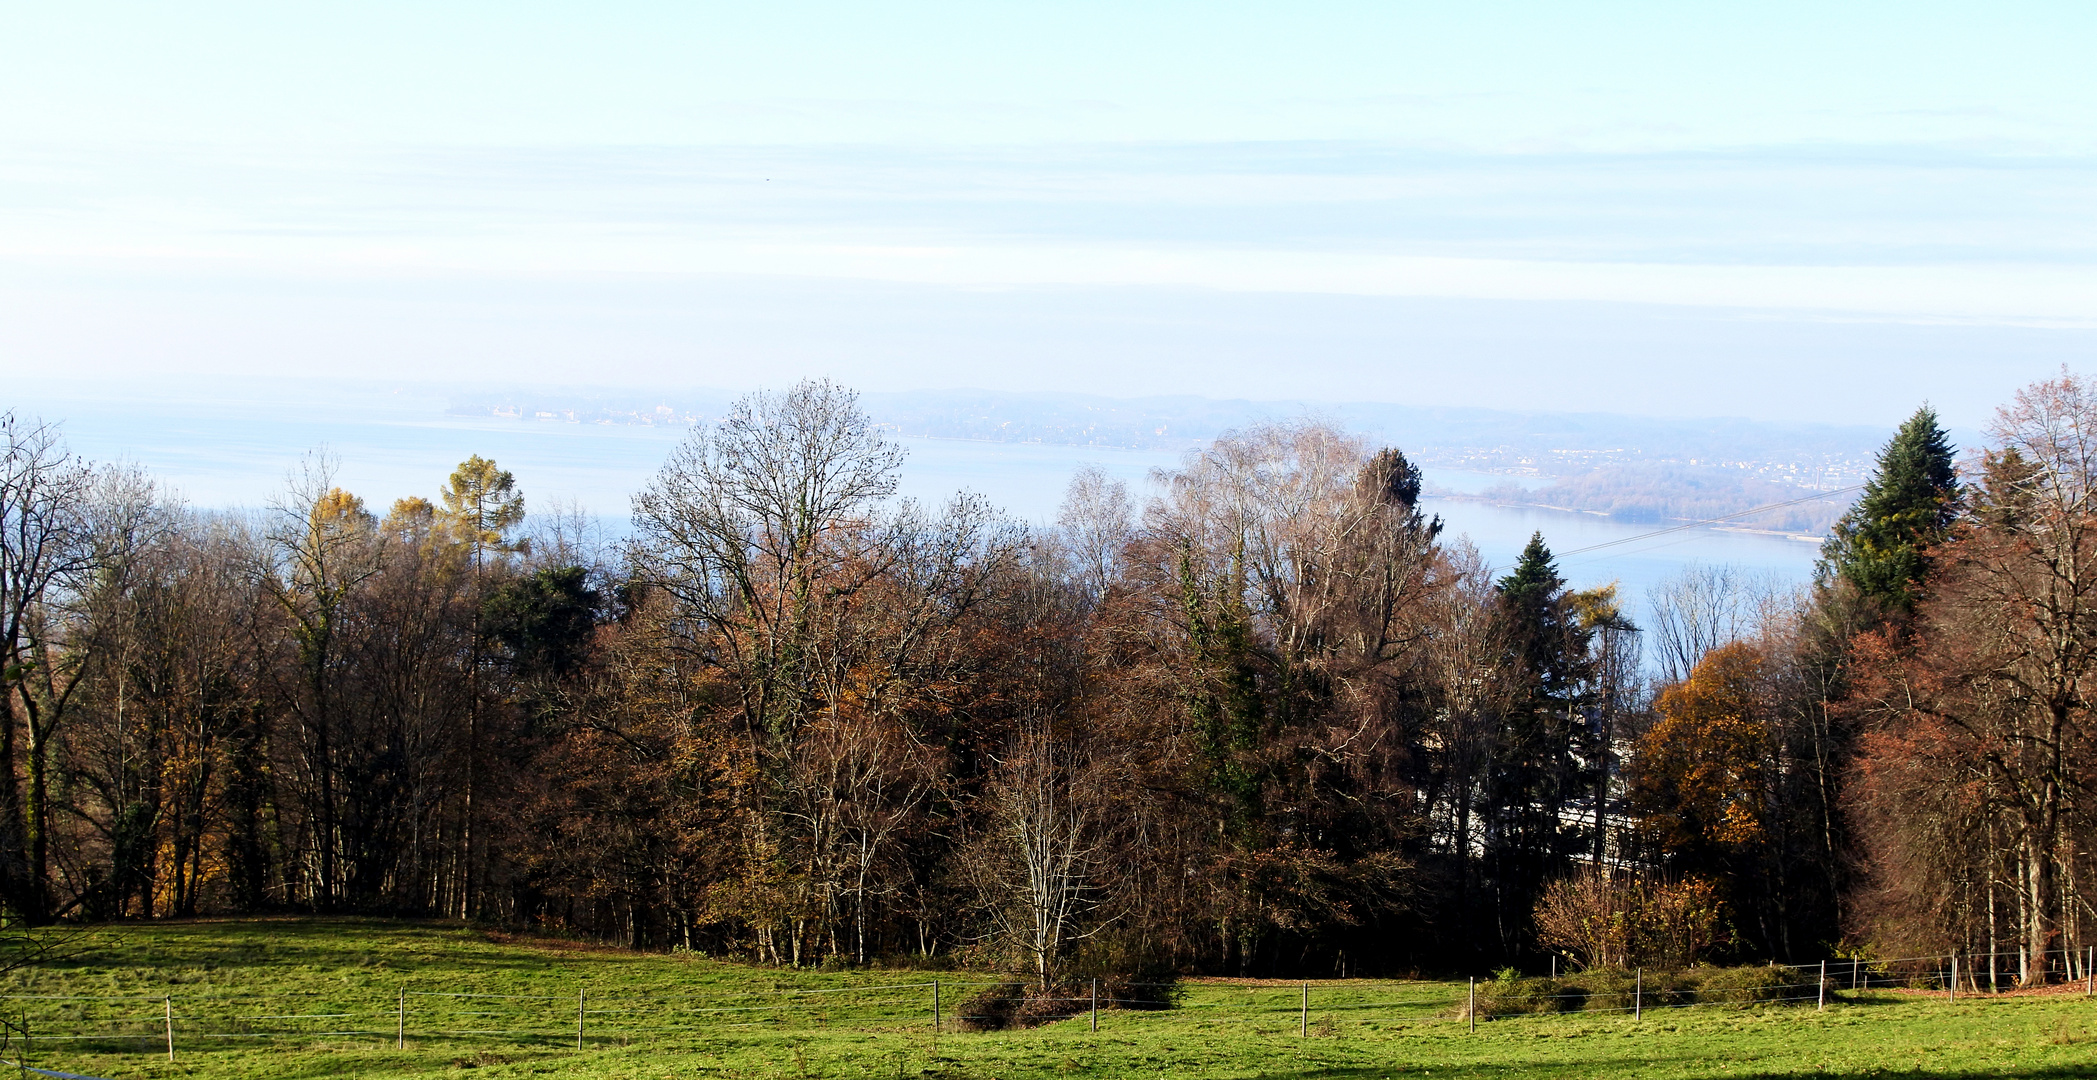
3, 2, 2094, 428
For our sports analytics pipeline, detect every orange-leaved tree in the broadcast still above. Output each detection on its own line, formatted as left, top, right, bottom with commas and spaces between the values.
1633, 641, 1772, 873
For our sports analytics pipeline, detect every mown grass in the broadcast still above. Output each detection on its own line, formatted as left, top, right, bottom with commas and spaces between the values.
0, 918, 2089, 1079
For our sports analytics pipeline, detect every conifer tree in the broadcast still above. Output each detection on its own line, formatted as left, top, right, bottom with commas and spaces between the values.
1501, 533, 1579, 697
1486, 532, 1592, 950
441, 455, 526, 570
1817, 406, 1959, 616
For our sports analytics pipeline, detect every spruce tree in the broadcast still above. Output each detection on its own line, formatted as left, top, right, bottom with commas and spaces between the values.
1501, 532, 1576, 693
1817, 405, 1960, 616
1488, 532, 1591, 951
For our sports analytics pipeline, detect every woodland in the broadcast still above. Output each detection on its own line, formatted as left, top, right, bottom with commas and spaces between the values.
0, 372, 2089, 992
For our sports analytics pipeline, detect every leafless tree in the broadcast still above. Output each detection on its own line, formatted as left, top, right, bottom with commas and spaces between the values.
1647, 563, 1780, 685
967, 715, 1114, 988
0, 417, 162, 919
633, 379, 905, 745
258, 452, 384, 907
1057, 466, 1133, 604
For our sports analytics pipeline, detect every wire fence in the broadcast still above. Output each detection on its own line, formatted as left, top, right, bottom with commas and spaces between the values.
0, 945, 2084, 1074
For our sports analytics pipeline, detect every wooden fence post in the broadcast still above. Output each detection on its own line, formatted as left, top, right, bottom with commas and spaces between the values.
1468, 978, 1476, 1033
1852, 956, 1860, 991
576, 988, 585, 1050
397, 988, 405, 1049
1300, 982, 1308, 1037
2087, 947, 2094, 998
1635, 969, 1642, 1021
163, 995, 174, 1062
1948, 957, 1956, 1002
1091, 978, 1099, 1033
1818, 960, 1827, 1011
932, 979, 941, 1036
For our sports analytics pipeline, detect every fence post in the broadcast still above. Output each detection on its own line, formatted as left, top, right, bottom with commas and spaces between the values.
2087, 947, 2094, 998
1948, 957, 1956, 1002
932, 978, 941, 1036
576, 988, 585, 1050
1468, 977, 1476, 1033
1300, 982, 1308, 1037
163, 995, 173, 1062
1818, 960, 1827, 1011
1091, 978, 1099, 1033
397, 988, 405, 1050
1635, 968, 1642, 1021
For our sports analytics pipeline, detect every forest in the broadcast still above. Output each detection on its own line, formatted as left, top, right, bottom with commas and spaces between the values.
0, 372, 2089, 992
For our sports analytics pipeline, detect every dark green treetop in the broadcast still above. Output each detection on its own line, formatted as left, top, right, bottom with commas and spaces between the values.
1358, 446, 1443, 539
1817, 405, 1960, 615
1500, 531, 1584, 696
483, 565, 601, 679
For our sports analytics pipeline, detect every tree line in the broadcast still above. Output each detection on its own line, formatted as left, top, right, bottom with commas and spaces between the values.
0, 374, 2089, 986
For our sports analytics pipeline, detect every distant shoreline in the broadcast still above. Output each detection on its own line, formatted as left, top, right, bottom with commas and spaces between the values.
1428, 492, 1829, 543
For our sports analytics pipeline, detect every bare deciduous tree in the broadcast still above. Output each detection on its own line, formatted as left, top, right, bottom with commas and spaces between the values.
967, 716, 1113, 988
1647, 563, 1780, 685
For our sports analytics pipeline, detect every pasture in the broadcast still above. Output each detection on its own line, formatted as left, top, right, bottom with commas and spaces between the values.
0, 920, 2087, 1079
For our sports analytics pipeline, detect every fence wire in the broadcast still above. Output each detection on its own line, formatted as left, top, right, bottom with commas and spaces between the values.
0, 944, 2084, 1073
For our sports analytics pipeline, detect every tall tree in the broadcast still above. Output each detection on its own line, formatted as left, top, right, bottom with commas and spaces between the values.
437, 455, 524, 917
1848, 373, 2097, 983
0, 415, 136, 921
1485, 533, 1593, 952
260, 458, 382, 908
1567, 583, 1639, 867
440, 457, 526, 571
1818, 406, 1960, 619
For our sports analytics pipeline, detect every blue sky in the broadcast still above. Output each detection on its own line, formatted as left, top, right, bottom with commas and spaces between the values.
3, 2, 2092, 426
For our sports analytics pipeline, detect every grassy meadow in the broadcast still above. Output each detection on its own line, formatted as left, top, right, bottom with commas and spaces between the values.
0, 919, 2088, 1079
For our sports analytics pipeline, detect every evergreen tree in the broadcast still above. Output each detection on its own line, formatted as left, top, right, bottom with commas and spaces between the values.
1501, 533, 1581, 699
484, 566, 601, 679
1817, 406, 1960, 616
1485, 533, 1593, 951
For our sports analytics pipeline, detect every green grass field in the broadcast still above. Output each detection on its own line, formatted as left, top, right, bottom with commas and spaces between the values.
0, 919, 2089, 1079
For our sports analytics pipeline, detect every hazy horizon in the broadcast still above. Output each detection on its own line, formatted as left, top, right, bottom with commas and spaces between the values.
6, 4, 2092, 431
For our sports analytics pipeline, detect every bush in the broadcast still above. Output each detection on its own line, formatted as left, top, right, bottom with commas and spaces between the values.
1474, 973, 1565, 1016
1533, 869, 1727, 970
952, 972, 1180, 1031
1468, 964, 1801, 1020
1690, 964, 1806, 1008
952, 982, 1073, 1031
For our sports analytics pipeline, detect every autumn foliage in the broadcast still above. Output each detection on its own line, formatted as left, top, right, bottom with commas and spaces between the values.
3, 375, 2096, 986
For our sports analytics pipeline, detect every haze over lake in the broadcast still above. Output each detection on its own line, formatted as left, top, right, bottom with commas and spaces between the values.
21, 379, 1823, 629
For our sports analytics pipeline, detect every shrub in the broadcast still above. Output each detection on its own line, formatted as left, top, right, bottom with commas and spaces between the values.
1467, 964, 1797, 1020
1534, 868, 1727, 970
1691, 964, 1805, 1008
952, 972, 1180, 1031
1475, 973, 1569, 1016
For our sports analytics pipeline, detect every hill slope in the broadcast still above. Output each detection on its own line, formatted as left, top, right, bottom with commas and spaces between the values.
0, 919, 2086, 1079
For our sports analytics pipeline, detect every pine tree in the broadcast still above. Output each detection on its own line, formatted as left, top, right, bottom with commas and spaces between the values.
1817, 406, 1960, 616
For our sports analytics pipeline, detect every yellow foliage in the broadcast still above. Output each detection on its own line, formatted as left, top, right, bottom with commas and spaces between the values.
1633, 641, 1770, 857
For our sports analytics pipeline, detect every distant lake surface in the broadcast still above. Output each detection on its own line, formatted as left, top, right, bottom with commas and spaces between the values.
20, 382, 1825, 628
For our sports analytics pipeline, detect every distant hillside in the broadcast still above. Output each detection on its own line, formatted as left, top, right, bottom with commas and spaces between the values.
1469, 463, 1851, 535
446, 383, 1891, 533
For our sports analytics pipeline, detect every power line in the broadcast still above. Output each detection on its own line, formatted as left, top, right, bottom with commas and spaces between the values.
1478, 484, 1862, 574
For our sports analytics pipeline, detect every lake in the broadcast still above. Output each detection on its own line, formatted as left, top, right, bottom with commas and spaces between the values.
16, 380, 1825, 629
